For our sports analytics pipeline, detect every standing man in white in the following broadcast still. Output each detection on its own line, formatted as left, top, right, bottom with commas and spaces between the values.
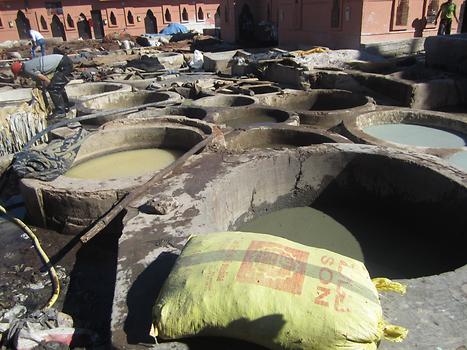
29, 29, 46, 58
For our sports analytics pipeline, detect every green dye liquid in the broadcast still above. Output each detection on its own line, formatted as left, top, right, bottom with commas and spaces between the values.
363, 123, 466, 148
447, 150, 467, 171
226, 115, 278, 128
65, 148, 183, 180
238, 207, 364, 262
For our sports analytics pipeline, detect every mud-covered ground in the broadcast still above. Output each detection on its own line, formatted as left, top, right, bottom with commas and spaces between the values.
0, 197, 122, 346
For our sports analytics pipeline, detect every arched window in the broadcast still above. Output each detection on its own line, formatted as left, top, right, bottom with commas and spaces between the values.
331, 0, 341, 28
66, 14, 74, 28
181, 7, 188, 21
197, 7, 204, 21
110, 11, 117, 26
127, 10, 134, 24
395, 0, 409, 26
224, 5, 229, 23
40, 15, 48, 30
165, 9, 172, 22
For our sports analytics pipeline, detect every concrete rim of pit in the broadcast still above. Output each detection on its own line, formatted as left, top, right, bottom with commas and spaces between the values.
76, 90, 184, 124
0, 87, 33, 106
66, 82, 133, 103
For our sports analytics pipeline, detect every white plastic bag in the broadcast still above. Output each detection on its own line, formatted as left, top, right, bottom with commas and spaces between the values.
189, 50, 204, 70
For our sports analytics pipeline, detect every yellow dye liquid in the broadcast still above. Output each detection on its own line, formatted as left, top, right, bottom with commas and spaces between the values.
65, 148, 183, 180
238, 206, 364, 261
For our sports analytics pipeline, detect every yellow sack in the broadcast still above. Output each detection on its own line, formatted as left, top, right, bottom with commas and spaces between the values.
154, 232, 406, 349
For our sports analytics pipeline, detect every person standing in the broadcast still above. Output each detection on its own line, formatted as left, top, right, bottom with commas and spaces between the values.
11, 54, 73, 118
435, 0, 459, 35
29, 29, 46, 58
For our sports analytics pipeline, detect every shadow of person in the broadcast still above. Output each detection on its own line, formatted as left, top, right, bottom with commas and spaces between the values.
412, 17, 427, 37
61, 213, 124, 344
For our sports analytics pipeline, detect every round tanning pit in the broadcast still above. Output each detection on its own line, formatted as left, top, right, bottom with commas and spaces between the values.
20, 117, 212, 234
0, 88, 32, 106
65, 82, 132, 104
205, 107, 297, 128
192, 94, 257, 108
126, 106, 209, 120
256, 89, 376, 129
76, 90, 183, 124
343, 109, 467, 156
225, 125, 350, 150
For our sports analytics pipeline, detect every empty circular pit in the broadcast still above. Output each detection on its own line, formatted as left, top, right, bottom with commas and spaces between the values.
247, 85, 282, 95
77, 90, 183, 124
256, 89, 376, 129
66, 82, 132, 103
343, 109, 467, 155
20, 117, 212, 234
206, 107, 297, 128
192, 95, 257, 108
225, 126, 350, 150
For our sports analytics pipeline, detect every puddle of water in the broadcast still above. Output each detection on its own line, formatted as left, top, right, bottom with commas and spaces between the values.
238, 207, 364, 262
363, 123, 466, 148
65, 148, 183, 180
226, 115, 278, 128
447, 150, 467, 171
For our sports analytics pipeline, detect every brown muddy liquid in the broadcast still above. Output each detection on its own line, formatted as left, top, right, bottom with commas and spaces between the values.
65, 148, 183, 180
226, 115, 278, 128
238, 206, 364, 261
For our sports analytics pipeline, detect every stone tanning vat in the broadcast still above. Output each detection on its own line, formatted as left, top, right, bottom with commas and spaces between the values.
20, 117, 212, 234
255, 89, 376, 129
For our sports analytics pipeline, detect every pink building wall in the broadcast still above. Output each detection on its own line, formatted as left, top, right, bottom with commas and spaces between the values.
0, 0, 220, 41
361, 0, 464, 44
219, 0, 466, 49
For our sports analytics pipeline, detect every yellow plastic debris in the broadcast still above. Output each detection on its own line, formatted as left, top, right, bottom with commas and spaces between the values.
294, 47, 329, 56
382, 323, 409, 342
154, 232, 407, 349
372, 277, 407, 295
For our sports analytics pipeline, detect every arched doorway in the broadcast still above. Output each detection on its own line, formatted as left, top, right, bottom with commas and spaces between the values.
15, 10, 31, 39
215, 6, 221, 27
51, 15, 66, 40
77, 13, 92, 39
144, 10, 157, 34
238, 4, 254, 42
90, 10, 104, 39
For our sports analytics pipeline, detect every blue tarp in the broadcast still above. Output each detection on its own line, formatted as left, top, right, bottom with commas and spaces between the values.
159, 23, 189, 35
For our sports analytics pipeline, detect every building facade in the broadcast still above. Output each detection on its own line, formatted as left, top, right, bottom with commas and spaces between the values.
0, 0, 220, 42
220, 0, 466, 49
